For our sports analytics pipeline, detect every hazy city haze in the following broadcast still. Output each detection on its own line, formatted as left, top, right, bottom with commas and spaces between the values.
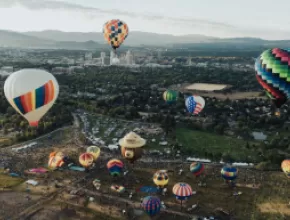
0, 0, 289, 39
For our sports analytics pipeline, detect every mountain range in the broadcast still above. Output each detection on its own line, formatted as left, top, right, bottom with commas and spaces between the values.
1, 30, 290, 50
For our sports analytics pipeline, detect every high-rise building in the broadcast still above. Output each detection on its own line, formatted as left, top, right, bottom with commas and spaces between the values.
125, 50, 134, 65
157, 50, 162, 59
85, 52, 93, 61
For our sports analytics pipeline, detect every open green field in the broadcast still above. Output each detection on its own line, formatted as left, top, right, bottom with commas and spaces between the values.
176, 128, 257, 161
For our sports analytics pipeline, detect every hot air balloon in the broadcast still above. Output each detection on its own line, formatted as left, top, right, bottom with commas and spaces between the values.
103, 19, 129, 51
79, 153, 94, 168
221, 166, 238, 185
107, 159, 124, 176
86, 146, 100, 161
163, 90, 178, 104
153, 170, 169, 188
48, 151, 66, 170
255, 48, 290, 116
190, 162, 204, 177
185, 95, 205, 115
172, 182, 193, 204
141, 196, 161, 217
281, 159, 290, 178
4, 69, 59, 127
119, 132, 146, 164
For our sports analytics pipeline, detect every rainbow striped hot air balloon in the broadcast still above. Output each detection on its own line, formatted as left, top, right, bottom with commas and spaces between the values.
255, 48, 290, 113
172, 182, 193, 202
141, 196, 161, 217
185, 95, 205, 115
221, 166, 238, 181
163, 90, 178, 104
190, 162, 204, 177
79, 153, 94, 168
281, 159, 290, 178
153, 170, 169, 188
107, 159, 124, 176
4, 69, 59, 127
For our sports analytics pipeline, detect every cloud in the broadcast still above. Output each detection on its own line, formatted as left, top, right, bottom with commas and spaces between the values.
1, 0, 234, 30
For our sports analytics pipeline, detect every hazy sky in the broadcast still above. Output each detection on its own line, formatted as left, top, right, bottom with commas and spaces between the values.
0, 0, 290, 39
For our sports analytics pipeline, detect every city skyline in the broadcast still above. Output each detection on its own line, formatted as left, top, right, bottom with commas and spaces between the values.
0, 0, 289, 40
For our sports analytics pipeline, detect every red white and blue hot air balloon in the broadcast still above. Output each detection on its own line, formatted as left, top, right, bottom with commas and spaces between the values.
185, 95, 205, 115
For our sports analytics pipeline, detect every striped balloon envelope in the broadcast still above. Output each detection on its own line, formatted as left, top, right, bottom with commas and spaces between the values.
163, 90, 178, 104
141, 196, 161, 217
48, 152, 65, 170
107, 159, 124, 176
281, 159, 290, 178
190, 162, 204, 177
79, 153, 94, 168
255, 48, 290, 109
221, 166, 238, 181
172, 182, 193, 201
4, 69, 59, 127
153, 170, 169, 187
185, 95, 205, 115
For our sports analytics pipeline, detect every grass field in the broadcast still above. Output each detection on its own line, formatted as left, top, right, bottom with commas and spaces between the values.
176, 128, 257, 161
0, 170, 24, 188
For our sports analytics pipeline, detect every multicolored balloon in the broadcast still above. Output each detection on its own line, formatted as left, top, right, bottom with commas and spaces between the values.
153, 170, 169, 188
221, 166, 238, 181
107, 159, 124, 176
185, 95, 205, 115
119, 132, 146, 164
103, 19, 129, 50
163, 90, 178, 104
86, 146, 100, 161
172, 182, 193, 202
79, 153, 94, 168
190, 162, 204, 177
48, 151, 66, 170
4, 69, 59, 127
255, 48, 290, 110
141, 196, 161, 217
281, 159, 290, 178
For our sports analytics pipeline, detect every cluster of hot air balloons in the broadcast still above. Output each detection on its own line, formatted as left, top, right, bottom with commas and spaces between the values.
163, 90, 205, 115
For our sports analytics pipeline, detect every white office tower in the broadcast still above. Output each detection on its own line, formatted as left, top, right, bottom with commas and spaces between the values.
110, 51, 116, 65
85, 52, 93, 61
157, 50, 162, 59
125, 50, 134, 65
101, 52, 106, 65
188, 57, 192, 66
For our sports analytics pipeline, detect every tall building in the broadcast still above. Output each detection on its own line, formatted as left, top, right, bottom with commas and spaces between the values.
125, 50, 134, 65
157, 50, 162, 59
110, 51, 117, 65
85, 52, 93, 61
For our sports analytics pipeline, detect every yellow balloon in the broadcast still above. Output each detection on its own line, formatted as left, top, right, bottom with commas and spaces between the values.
86, 146, 100, 161
153, 170, 169, 187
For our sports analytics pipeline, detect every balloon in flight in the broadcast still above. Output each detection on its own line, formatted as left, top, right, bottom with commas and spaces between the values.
172, 182, 193, 203
185, 95, 205, 115
221, 166, 238, 181
163, 90, 178, 104
255, 48, 290, 110
107, 159, 124, 176
281, 159, 290, 178
103, 19, 129, 50
190, 162, 204, 177
4, 69, 59, 127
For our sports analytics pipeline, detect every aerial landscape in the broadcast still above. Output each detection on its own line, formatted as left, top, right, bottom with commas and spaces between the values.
1, 1, 290, 220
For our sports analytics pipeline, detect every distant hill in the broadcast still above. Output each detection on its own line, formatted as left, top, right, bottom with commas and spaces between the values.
24, 30, 218, 46
1, 29, 290, 50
